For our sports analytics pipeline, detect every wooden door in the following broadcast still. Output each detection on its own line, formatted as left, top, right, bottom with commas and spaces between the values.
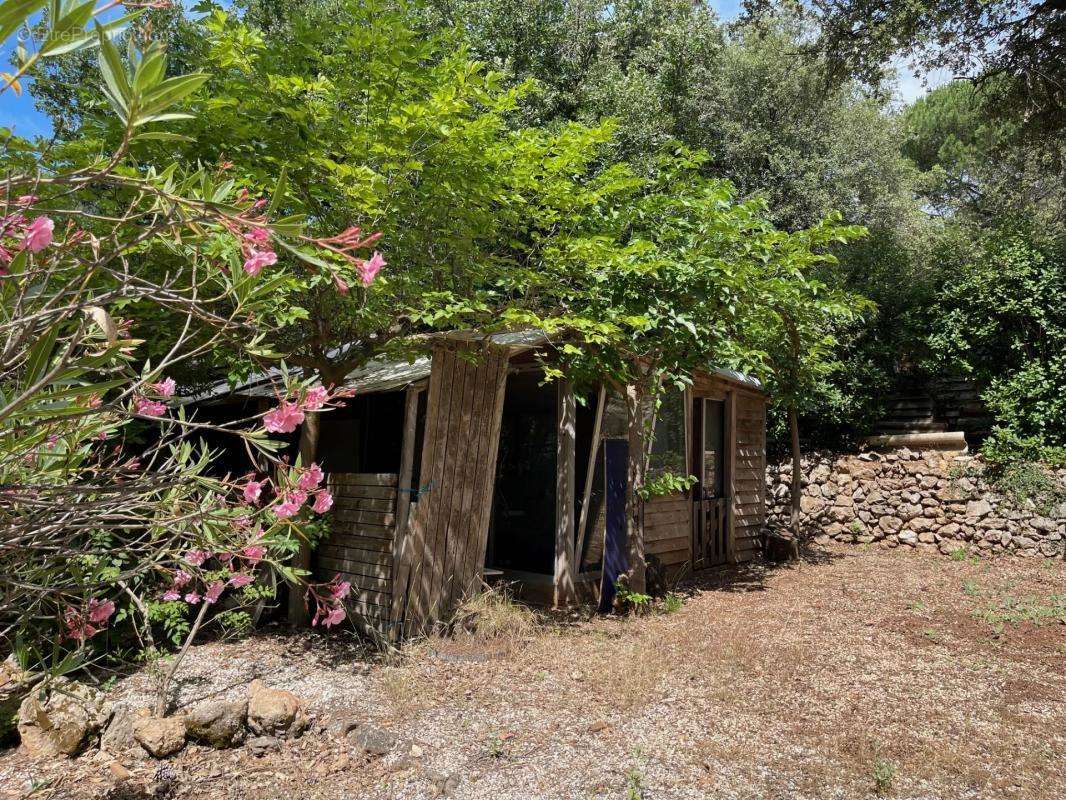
692, 397, 729, 567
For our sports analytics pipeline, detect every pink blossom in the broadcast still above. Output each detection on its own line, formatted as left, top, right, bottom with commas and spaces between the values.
204, 581, 224, 604
357, 251, 386, 286
242, 248, 277, 276
184, 592, 201, 604
233, 515, 251, 529
152, 377, 176, 397
330, 579, 351, 600
183, 549, 210, 566
172, 570, 192, 588
133, 396, 167, 417
228, 573, 255, 588
87, 598, 116, 624
15, 195, 38, 205
244, 227, 271, 244
22, 216, 54, 252
288, 489, 307, 507
62, 609, 98, 642
311, 490, 334, 514
243, 480, 264, 504
263, 401, 304, 433
273, 498, 300, 519
321, 606, 346, 628
302, 386, 329, 411
297, 463, 324, 491
242, 544, 266, 563
333, 274, 350, 295
216, 551, 234, 563
161, 589, 181, 601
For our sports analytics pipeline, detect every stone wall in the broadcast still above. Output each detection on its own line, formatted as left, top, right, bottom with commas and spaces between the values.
765, 449, 1065, 559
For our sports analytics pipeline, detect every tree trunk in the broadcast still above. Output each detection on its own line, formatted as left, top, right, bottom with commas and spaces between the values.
624, 384, 647, 595
789, 404, 802, 538
287, 409, 320, 627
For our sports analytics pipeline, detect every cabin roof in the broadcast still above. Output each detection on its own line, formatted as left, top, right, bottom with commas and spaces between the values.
185, 329, 761, 404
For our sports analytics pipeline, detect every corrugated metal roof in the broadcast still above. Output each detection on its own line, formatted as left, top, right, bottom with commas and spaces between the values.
186, 329, 761, 403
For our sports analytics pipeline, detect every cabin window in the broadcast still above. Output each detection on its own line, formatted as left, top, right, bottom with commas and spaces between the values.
649, 390, 687, 479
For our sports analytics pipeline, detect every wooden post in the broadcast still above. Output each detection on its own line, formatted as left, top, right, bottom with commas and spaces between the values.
624, 383, 647, 595
574, 384, 606, 578
389, 386, 421, 639
288, 410, 320, 627
725, 391, 737, 565
554, 380, 577, 607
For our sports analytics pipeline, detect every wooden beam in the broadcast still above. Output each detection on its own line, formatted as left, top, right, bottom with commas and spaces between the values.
574, 384, 605, 576
554, 380, 577, 607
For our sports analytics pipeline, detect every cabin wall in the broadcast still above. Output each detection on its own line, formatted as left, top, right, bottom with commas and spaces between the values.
392, 342, 510, 637
315, 473, 398, 633
733, 391, 767, 562
644, 493, 691, 577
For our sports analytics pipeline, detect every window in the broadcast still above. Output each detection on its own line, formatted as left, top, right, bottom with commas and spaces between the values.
649, 390, 687, 478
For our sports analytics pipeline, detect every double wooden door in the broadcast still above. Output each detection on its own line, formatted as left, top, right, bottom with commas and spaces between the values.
692, 397, 729, 568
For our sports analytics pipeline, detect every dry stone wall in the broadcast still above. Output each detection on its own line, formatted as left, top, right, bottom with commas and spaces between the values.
765, 449, 1065, 559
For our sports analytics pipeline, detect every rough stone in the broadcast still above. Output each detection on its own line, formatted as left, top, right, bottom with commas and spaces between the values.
132, 715, 186, 758
966, 499, 993, 518
183, 700, 247, 748
17, 679, 111, 758
348, 723, 397, 756
247, 680, 307, 738
247, 735, 279, 757
100, 703, 146, 756
878, 516, 903, 534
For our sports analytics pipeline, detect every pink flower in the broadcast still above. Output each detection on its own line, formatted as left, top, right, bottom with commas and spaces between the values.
302, 386, 329, 411
311, 490, 334, 514
333, 274, 350, 295
263, 401, 304, 433
228, 573, 255, 588
297, 463, 324, 491
330, 579, 351, 600
152, 377, 176, 397
243, 480, 264, 504
244, 227, 270, 244
22, 216, 53, 252
273, 498, 300, 519
15, 195, 38, 205
87, 598, 116, 624
62, 609, 98, 642
216, 551, 234, 563
183, 549, 209, 566
172, 570, 192, 588
242, 545, 266, 563
204, 581, 224, 604
133, 396, 167, 417
321, 606, 346, 628
243, 248, 277, 276
161, 589, 181, 601
288, 489, 307, 507
184, 592, 201, 604
233, 515, 251, 529
357, 251, 386, 286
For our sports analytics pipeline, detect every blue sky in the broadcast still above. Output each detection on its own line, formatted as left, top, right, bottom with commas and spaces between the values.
1, 0, 944, 139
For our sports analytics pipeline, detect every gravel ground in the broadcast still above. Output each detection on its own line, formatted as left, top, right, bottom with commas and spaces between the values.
1, 544, 1062, 800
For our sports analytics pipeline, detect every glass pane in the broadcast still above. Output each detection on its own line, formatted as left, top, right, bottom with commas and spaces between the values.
649, 390, 687, 478
703, 399, 724, 497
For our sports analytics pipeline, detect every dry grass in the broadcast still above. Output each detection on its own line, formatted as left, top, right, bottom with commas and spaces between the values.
1, 545, 1062, 800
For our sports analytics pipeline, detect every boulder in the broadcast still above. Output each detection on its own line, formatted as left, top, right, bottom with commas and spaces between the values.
897, 531, 918, 546
132, 715, 186, 758
0, 658, 37, 747
183, 700, 247, 748
247, 735, 280, 757
247, 680, 307, 738
878, 516, 903, 535
17, 679, 111, 758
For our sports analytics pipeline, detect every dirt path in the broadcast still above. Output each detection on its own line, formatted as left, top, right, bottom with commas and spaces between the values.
1, 545, 1063, 800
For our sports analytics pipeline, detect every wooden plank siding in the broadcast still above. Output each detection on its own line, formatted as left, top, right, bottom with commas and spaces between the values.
313, 472, 399, 631
643, 494, 691, 576
732, 391, 767, 561
392, 342, 510, 637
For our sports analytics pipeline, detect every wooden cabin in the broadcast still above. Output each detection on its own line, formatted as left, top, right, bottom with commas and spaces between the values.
194, 334, 768, 639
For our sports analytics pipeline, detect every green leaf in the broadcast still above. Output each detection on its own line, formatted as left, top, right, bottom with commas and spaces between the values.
0, 0, 47, 47
23, 322, 59, 387
96, 23, 130, 121
267, 165, 287, 216
130, 131, 193, 143
137, 73, 210, 117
